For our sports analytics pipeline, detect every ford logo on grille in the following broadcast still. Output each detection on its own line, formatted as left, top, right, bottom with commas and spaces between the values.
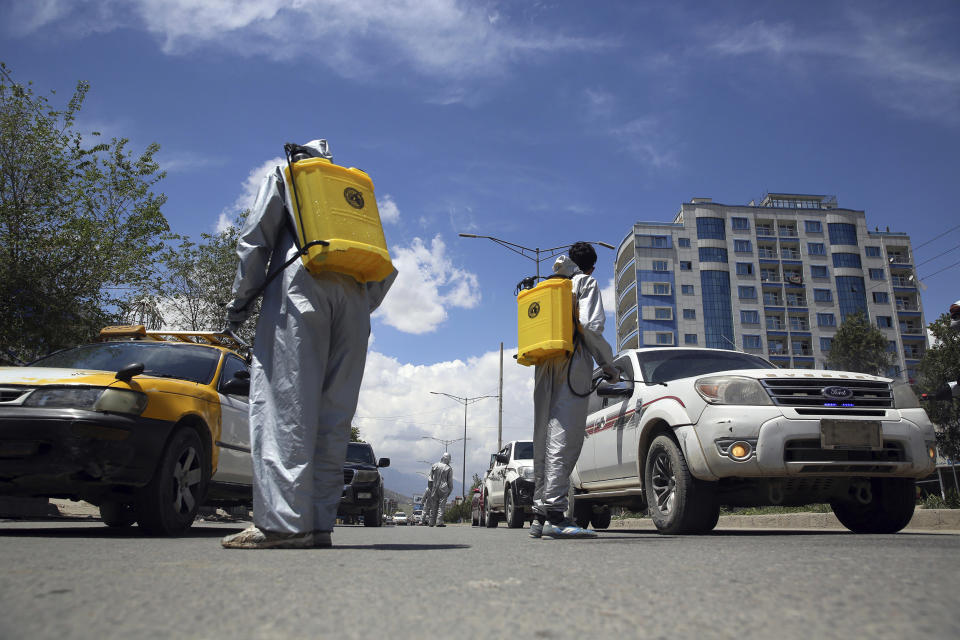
822, 386, 854, 399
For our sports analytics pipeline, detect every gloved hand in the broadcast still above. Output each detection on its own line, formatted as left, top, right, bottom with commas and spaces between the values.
601, 363, 620, 381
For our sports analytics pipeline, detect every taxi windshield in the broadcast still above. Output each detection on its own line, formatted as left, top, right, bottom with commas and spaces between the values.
31, 342, 222, 385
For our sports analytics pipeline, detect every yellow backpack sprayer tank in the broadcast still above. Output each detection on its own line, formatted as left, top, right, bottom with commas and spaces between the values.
516, 277, 575, 366
283, 145, 393, 283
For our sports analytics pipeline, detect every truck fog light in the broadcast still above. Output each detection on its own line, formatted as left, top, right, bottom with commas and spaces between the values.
927, 444, 937, 460
729, 441, 753, 461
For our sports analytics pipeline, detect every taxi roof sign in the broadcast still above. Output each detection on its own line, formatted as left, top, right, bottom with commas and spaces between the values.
99, 325, 245, 352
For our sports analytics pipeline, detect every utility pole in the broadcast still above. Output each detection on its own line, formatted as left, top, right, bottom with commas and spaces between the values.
498, 342, 504, 451
430, 391, 497, 500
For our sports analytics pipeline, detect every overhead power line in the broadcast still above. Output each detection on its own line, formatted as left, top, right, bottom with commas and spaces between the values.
913, 223, 960, 251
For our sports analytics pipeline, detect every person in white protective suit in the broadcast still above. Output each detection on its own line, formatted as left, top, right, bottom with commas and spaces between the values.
426, 452, 453, 526
530, 243, 618, 539
220, 139, 397, 549
420, 478, 434, 525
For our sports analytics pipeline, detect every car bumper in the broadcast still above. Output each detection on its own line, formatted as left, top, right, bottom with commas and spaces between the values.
0, 407, 175, 497
690, 406, 937, 480
512, 478, 535, 506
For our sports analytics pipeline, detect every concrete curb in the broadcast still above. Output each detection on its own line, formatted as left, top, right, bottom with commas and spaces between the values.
610, 509, 960, 532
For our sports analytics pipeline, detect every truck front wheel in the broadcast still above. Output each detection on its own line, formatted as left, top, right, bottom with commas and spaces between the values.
644, 435, 719, 535
830, 478, 915, 534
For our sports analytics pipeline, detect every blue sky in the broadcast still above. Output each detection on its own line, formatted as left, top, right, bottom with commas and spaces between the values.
3, 0, 959, 495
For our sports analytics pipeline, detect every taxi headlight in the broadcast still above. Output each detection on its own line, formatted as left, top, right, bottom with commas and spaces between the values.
353, 470, 380, 483
23, 387, 146, 416
695, 376, 772, 406
892, 382, 920, 409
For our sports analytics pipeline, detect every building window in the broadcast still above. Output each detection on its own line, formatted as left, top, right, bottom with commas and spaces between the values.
684, 334, 698, 345
805, 220, 823, 233
763, 291, 782, 305
833, 253, 862, 269
733, 239, 752, 253
807, 242, 826, 256
813, 288, 833, 302
655, 307, 673, 320
877, 315, 893, 328
738, 285, 757, 299
701, 270, 734, 350
811, 265, 828, 279
869, 268, 885, 280
656, 332, 674, 345
741, 310, 760, 324
743, 335, 762, 350
678, 237, 690, 248
836, 276, 867, 320
828, 223, 858, 246
817, 313, 836, 327
652, 236, 668, 248
698, 247, 728, 263
786, 292, 807, 307
681, 284, 694, 295
683, 308, 696, 320
873, 292, 889, 304
736, 262, 754, 276
680, 261, 692, 271
696, 217, 726, 240
865, 246, 881, 258
731, 217, 750, 231
653, 260, 668, 272
653, 283, 671, 295
820, 337, 834, 352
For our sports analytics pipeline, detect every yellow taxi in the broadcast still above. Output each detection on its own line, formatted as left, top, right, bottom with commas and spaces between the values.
0, 325, 253, 535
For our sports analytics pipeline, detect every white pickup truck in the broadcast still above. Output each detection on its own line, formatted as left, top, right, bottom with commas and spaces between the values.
571, 347, 937, 534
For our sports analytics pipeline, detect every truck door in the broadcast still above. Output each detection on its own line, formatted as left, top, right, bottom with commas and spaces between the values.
213, 355, 253, 484
587, 356, 639, 482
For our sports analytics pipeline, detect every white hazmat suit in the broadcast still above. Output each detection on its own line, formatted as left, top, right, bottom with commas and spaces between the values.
225, 140, 396, 539
532, 254, 614, 524
426, 452, 453, 526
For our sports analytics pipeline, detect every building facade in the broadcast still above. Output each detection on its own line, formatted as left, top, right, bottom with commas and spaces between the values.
613, 193, 925, 379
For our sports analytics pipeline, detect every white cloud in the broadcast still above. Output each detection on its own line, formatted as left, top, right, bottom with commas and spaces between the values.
355, 347, 534, 485
600, 277, 616, 318
231, 157, 283, 213
611, 117, 678, 169
7, 0, 611, 83
375, 235, 480, 334
379, 194, 401, 224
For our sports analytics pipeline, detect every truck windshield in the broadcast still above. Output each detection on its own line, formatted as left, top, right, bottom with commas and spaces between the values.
345, 443, 376, 464
513, 441, 534, 460
638, 349, 775, 384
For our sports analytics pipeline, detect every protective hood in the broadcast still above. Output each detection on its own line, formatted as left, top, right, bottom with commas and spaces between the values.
553, 255, 580, 278
441, 452, 451, 464
300, 139, 332, 159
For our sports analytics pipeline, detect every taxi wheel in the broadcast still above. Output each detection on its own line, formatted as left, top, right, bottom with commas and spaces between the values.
99, 501, 136, 528
136, 427, 210, 536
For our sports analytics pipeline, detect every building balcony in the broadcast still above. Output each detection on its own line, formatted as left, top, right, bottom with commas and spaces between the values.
781, 250, 802, 260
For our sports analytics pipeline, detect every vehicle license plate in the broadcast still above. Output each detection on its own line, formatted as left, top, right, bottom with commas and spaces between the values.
357, 492, 372, 500
820, 419, 882, 450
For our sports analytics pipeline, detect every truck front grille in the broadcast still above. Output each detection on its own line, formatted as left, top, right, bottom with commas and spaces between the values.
761, 379, 892, 409
343, 469, 355, 484
784, 439, 905, 463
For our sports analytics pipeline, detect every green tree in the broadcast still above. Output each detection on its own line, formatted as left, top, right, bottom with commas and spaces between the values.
350, 424, 364, 443
918, 314, 960, 460
0, 64, 168, 362
825, 311, 894, 375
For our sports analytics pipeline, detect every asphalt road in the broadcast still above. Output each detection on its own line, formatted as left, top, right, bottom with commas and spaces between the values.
1, 519, 958, 640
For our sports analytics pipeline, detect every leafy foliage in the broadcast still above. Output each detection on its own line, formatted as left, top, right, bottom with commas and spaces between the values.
825, 311, 894, 375
0, 64, 168, 362
918, 314, 960, 460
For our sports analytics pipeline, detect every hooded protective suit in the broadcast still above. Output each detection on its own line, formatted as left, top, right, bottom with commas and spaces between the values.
426, 452, 453, 525
225, 139, 397, 536
532, 255, 614, 522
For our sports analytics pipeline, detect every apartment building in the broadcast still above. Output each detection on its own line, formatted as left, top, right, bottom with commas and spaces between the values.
613, 193, 925, 380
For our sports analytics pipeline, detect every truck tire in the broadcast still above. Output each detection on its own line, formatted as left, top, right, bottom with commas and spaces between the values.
99, 501, 136, 528
136, 426, 209, 536
364, 502, 383, 527
574, 500, 592, 529
590, 507, 612, 530
644, 434, 719, 535
505, 487, 524, 528
484, 492, 499, 528
830, 478, 916, 534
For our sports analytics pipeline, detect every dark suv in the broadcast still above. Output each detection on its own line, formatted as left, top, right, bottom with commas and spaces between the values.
338, 442, 389, 527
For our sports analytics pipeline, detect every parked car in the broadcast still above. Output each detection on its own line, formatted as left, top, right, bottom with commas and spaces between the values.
571, 347, 938, 534
393, 511, 408, 525
0, 325, 254, 535
337, 441, 389, 527
481, 440, 535, 528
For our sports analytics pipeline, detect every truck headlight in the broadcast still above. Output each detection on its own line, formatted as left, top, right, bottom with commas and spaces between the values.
353, 470, 380, 483
24, 387, 147, 416
521, 466, 534, 480
695, 376, 772, 406
892, 382, 920, 409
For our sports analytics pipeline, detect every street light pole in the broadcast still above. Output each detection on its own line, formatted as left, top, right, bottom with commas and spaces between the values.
430, 391, 497, 500
458, 234, 615, 280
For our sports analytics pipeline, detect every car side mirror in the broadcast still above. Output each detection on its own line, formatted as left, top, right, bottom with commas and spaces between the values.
115, 362, 145, 382
597, 380, 634, 397
495, 453, 509, 464
377, 457, 390, 468
222, 374, 250, 396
